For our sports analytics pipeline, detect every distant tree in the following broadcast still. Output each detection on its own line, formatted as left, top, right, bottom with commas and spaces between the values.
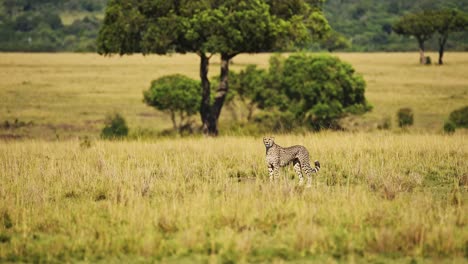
431, 9, 468, 65
393, 11, 435, 64
97, 0, 330, 136
143, 75, 201, 132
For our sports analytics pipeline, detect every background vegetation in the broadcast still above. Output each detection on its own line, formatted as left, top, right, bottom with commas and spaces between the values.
1, 0, 468, 52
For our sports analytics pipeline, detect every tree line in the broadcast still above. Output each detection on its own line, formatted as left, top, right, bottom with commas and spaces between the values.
1, 0, 468, 52
393, 9, 468, 64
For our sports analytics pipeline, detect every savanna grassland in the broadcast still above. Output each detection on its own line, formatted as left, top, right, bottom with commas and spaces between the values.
0, 133, 467, 262
0, 52, 467, 263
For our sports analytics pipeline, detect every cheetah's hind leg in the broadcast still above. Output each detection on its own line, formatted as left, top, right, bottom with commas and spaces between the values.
293, 159, 304, 185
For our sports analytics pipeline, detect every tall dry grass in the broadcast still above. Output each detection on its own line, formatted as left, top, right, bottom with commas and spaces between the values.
0, 133, 466, 262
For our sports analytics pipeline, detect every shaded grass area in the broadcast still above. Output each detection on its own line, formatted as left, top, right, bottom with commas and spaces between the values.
0, 133, 466, 262
1, 52, 468, 139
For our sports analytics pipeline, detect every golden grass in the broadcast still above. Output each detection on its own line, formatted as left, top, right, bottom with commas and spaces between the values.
0, 133, 467, 262
0, 52, 467, 139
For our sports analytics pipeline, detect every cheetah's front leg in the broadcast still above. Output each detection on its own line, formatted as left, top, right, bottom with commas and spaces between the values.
268, 164, 274, 182
268, 163, 279, 181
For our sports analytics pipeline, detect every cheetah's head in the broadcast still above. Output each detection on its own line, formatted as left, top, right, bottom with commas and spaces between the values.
263, 136, 275, 148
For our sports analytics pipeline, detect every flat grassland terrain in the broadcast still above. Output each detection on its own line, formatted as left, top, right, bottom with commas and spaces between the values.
0, 52, 467, 138
0, 53, 467, 262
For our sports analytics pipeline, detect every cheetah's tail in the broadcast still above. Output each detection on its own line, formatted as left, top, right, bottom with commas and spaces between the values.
313, 160, 320, 173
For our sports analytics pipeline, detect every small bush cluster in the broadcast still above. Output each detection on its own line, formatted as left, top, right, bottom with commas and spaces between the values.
397, 108, 414, 128
444, 105, 468, 133
100, 113, 128, 139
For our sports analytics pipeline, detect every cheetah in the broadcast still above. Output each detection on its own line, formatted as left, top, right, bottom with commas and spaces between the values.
263, 136, 320, 186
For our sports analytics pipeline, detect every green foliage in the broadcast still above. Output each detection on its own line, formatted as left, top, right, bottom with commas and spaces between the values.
97, 0, 329, 55
1, 0, 468, 52
324, 0, 468, 52
397, 108, 414, 128
143, 74, 200, 131
425, 56, 432, 65
0, 0, 105, 52
268, 54, 371, 130
100, 113, 128, 139
443, 120, 456, 134
393, 11, 435, 47
231, 54, 371, 131
228, 65, 268, 121
320, 30, 351, 52
448, 105, 468, 128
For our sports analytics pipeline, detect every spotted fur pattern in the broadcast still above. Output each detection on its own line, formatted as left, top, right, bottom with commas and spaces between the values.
263, 137, 320, 186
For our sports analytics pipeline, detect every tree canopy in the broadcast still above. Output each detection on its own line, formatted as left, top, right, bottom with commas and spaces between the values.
431, 9, 468, 64
393, 9, 468, 64
393, 11, 435, 64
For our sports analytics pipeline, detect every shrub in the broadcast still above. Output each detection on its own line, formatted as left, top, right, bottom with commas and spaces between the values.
229, 65, 267, 121
260, 54, 372, 130
443, 120, 456, 134
377, 116, 392, 130
143, 74, 200, 132
425, 56, 432, 65
397, 108, 414, 127
448, 106, 468, 128
101, 113, 129, 139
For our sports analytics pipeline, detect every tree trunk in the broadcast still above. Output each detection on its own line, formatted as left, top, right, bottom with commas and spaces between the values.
199, 53, 213, 135
418, 38, 425, 64
170, 111, 177, 130
438, 35, 447, 65
199, 52, 234, 136
209, 53, 231, 134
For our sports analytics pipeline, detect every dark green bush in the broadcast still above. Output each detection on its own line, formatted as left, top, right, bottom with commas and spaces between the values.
101, 113, 129, 139
260, 54, 372, 130
397, 108, 414, 127
443, 120, 456, 134
449, 106, 468, 128
425, 56, 432, 65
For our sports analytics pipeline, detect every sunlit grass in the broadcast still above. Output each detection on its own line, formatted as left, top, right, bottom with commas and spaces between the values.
0, 133, 466, 262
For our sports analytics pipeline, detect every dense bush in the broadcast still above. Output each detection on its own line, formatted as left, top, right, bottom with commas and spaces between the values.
143, 74, 200, 132
236, 54, 371, 131
448, 105, 468, 128
443, 120, 456, 134
397, 108, 414, 127
101, 113, 129, 139
228, 65, 268, 121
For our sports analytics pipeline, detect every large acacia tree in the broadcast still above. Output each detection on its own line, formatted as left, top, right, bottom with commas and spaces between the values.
97, 0, 330, 135
393, 11, 435, 64
431, 9, 468, 65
